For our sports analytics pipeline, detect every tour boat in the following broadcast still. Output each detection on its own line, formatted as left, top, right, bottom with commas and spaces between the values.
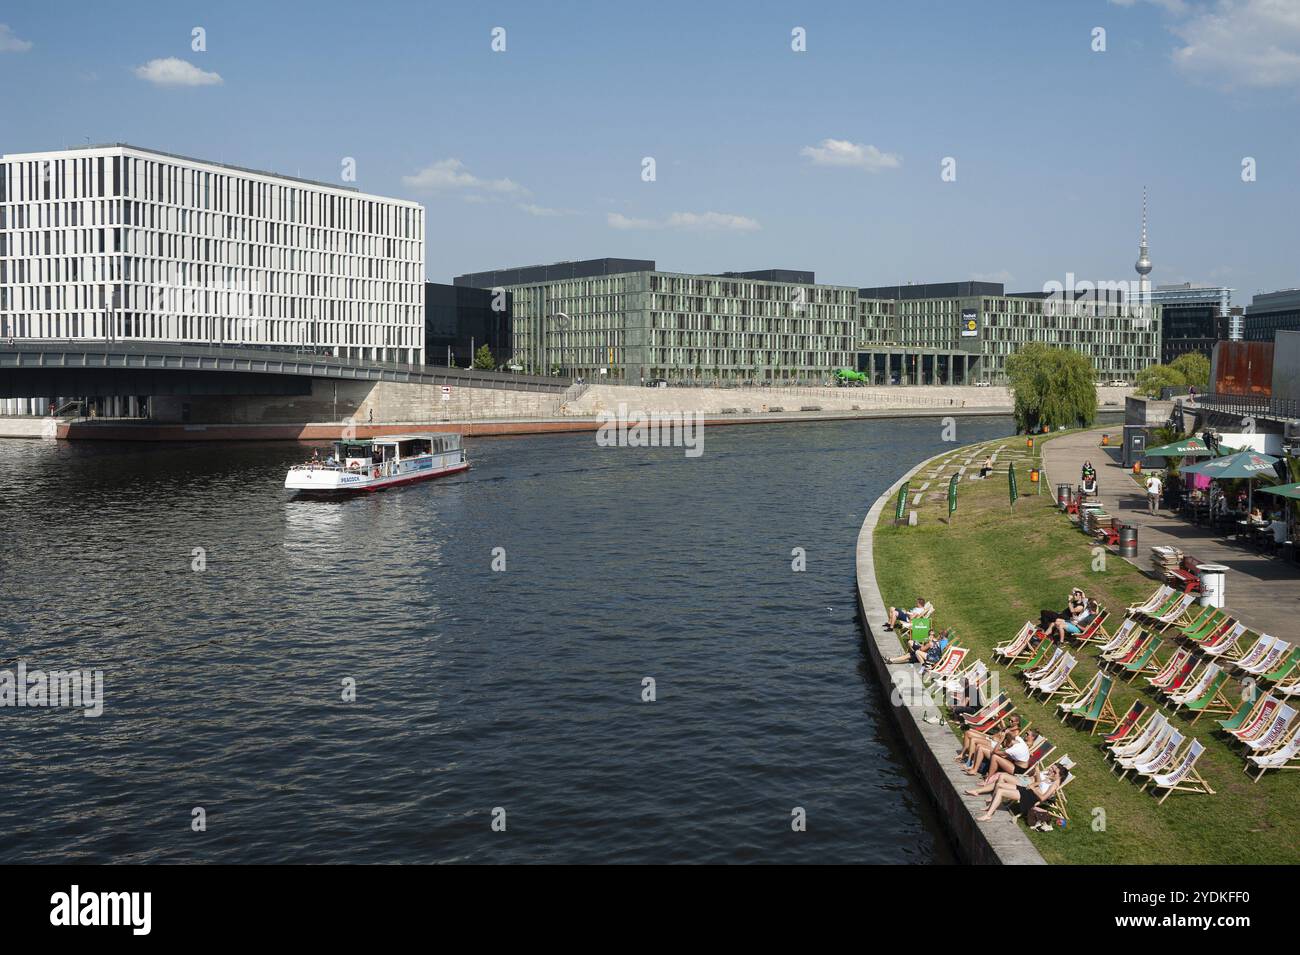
285, 433, 468, 495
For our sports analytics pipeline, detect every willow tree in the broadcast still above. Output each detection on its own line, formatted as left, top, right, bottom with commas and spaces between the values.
1005, 342, 1098, 433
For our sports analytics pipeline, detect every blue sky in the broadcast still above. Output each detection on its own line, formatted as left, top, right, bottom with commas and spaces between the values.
2, 0, 1297, 298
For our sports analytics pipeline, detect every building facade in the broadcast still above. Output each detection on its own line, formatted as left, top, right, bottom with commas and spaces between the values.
424, 282, 512, 368
1242, 288, 1300, 342
854, 282, 1162, 384
1138, 283, 1232, 363
0, 144, 425, 363
455, 259, 857, 383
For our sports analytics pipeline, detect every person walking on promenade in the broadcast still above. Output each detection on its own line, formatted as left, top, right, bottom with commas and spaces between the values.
1145, 472, 1162, 515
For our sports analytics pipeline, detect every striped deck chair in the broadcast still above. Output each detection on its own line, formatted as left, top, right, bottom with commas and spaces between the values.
1117, 725, 1182, 780
1030, 654, 1081, 700
1240, 703, 1296, 754
1179, 669, 1235, 726
1260, 646, 1300, 685
1146, 646, 1194, 692
1180, 608, 1229, 643
1057, 671, 1104, 721
993, 622, 1036, 661
1274, 673, 1300, 699
1035, 754, 1076, 824
1145, 593, 1199, 632
1168, 663, 1220, 707
1199, 621, 1249, 660
1108, 712, 1169, 766
1070, 609, 1109, 646
1247, 723, 1300, 781
1128, 584, 1173, 616
1147, 739, 1215, 803
1119, 637, 1165, 684
1103, 699, 1146, 743
1231, 635, 1283, 676
1013, 641, 1054, 675
1216, 693, 1273, 741
1096, 618, 1141, 656
1022, 646, 1064, 683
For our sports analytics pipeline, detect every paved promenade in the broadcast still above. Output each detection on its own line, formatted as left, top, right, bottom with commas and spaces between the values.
1042, 428, 1300, 639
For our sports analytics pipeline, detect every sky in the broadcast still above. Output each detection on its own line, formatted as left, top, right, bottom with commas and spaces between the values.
2, 0, 1297, 299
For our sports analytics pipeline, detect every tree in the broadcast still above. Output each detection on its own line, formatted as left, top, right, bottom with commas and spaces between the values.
472, 344, 496, 370
1134, 363, 1187, 398
1004, 342, 1098, 433
1169, 352, 1210, 391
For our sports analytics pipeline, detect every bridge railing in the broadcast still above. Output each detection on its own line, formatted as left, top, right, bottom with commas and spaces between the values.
1197, 393, 1300, 422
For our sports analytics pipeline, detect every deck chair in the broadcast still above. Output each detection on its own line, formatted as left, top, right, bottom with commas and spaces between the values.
1175, 604, 1218, 638
1057, 671, 1104, 721
1103, 699, 1146, 743
1096, 617, 1141, 653
1247, 723, 1300, 781
1217, 693, 1274, 742
1013, 640, 1054, 674
936, 658, 987, 699
1180, 608, 1229, 643
1274, 672, 1300, 699
1119, 637, 1165, 683
1147, 739, 1215, 803
1136, 588, 1185, 622
994, 622, 1037, 661
1239, 703, 1296, 754
1147, 646, 1193, 691
1023, 737, 1056, 773
1034, 754, 1076, 824
1117, 725, 1181, 780
1128, 584, 1173, 616
1261, 647, 1300, 685
1108, 712, 1169, 766
1232, 635, 1282, 676
1065, 673, 1118, 735
1030, 654, 1081, 700
1146, 593, 1199, 632
1199, 622, 1249, 660
1071, 610, 1109, 646
924, 645, 969, 681
1168, 663, 1220, 707
1130, 730, 1186, 784
1178, 669, 1236, 726
960, 693, 1015, 733
1104, 629, 1153, 669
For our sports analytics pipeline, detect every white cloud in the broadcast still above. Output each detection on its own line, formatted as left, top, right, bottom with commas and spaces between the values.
0, 24, 33, 53
402, 158, 524, 196
518, 203, 579, 217
1109, 0, 1189, 13
1170, 0, 1300, 89
607, 211, 760, 232
799, 138, 901, 171
133, 57, 223, 87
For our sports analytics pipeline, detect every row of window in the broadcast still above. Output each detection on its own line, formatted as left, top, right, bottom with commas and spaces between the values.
0, 312, 422, 348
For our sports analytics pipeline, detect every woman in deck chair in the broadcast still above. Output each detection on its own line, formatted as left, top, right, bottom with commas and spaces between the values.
966, 728, 1039, 779
970, 763, 1069, 823
956, 715, 1022, 766
1046, 599, 1099, 643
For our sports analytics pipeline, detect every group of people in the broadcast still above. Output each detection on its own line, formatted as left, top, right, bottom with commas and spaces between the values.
883, 597, 945, 666
1040, 587, 1099, 642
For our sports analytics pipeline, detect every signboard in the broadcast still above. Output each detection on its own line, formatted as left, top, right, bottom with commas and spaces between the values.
1008, 464, 1019, 508
948, 473, 958, 520
441, 386, 451, 401
960, 307, 979, 338
894, 481, 910, 523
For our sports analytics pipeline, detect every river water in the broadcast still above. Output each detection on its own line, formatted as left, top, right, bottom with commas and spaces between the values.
0, 415, 1016, 863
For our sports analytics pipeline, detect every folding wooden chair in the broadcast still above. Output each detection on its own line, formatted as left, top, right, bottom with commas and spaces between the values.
1246, 723, 1300, 781
993, 621, 1037, 661
1102, 699, 1146, 743
1147, 739, 1215, 803
1127, 585, 1173, 616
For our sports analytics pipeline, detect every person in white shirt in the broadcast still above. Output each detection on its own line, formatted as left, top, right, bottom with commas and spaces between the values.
1145, 474, 1163, 514
965, 729, 1039, 780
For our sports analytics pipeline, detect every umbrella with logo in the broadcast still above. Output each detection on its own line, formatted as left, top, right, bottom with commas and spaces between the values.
1180, 450, 1282, 514
1143, 436, 1240, 458
1258, 482, 1300, 501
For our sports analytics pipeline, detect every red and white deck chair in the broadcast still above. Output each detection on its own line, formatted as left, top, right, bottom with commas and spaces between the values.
1029, 654, 1081, 700
1198, 621, 1249, 660
1234, 636, 1288, 678
1117, 725, 1182, 781
1146, 739, 1215, 803
1240, 703, 1297, 756
1167, 663, 1222, 708
994, 621, 1037, 661
1144, 593, 1199, 632
1102, 699, 1147, 744
1222, 694, 1278, 747
1247, 723, 1300, 782
1128, 584, 1174, 616
1070, 610, 1109, 646
923, 644, 969, 681
1146, 647, 1194, 692
1100, 624, 1148, 665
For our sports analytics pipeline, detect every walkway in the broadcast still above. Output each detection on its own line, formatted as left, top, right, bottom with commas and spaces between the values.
1042, 427, 1300, 639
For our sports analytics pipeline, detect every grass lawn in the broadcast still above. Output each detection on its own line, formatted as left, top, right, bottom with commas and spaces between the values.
873, 432, 1300, 864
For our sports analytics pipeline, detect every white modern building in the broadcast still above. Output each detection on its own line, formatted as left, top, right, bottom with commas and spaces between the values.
0, 143, 425, 364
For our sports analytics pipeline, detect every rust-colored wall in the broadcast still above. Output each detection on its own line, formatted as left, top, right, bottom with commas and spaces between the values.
1211, 341, 1274, 396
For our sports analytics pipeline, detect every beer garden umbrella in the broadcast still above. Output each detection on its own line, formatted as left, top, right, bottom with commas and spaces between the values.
1258, 483, 1300, 501
1180, 450, 1283, 513
1143, 436, 1240, 458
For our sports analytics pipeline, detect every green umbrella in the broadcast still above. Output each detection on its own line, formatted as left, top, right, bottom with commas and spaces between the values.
1258, 482, 1300, 501
1180, 450, 1280, 478
1144, 436, 1240, 458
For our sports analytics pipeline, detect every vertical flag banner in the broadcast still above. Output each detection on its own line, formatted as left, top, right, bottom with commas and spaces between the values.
948, 472, 958, 521
895, 481, 910, 524
1009, 464, 1019, 508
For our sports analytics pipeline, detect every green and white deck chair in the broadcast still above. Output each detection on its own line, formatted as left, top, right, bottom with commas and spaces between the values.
1181, 609, 1230, 644
1057, 671, 1104, 721
1247, 723, 1300, 782
1021, 646, 1064, 683
1013, 640, 1054, 674
1274, 672, 1300, 699
1137, 588, 1187, 624
1128, 584, 1174, 616
1231, 635, 1284, 677
1239, 703, 1296, 755
1259, 645, 1300, 685
994, 621, 1037, 660
1120, 636, 1165, 684
1147, 646, 1193, 691
1199, 622, 1249, 661
1179, 668, 1235, 726
1147, 739, 1215, 803
1217, 694, 1275, 742
1096, 618, 1141, 656
1108, 711, 1169, 767
1146, 593, 1200, 632
1068, 674, 1119, 735
1117, 725, 1182, 781
1029, 654, 1081, 700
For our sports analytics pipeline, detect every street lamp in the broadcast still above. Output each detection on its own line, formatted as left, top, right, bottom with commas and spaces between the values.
548, 311, 570, 379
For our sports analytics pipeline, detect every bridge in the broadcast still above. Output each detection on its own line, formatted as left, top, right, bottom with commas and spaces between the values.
0, 340, 567, 399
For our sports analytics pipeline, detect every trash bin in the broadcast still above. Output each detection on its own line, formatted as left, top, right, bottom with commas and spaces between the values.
1057, 483, 1071, 510
1118, 524, 1138, 558
1197, 563, 1228, 609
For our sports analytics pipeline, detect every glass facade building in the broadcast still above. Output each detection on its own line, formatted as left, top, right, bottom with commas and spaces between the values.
1243, 289, 1300, 342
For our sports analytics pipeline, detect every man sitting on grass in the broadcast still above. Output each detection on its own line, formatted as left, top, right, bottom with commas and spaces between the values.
885, 596, 934, 633
887, 628, 948, 668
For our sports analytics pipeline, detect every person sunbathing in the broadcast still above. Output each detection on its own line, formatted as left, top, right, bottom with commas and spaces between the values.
971, 763, 1068, 823
1046, 598, 1098, 642
885, 597, 934, 632
966, 728, 1038, 779
888, 630, 947, 667
956, 715, 1021, 765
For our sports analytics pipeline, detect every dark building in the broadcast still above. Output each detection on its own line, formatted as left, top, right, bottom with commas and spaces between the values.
857, 280, 1006, 300
1145, 283, 1232, 363
714, 268, 816, 284
424, 283, 512, 368
454, 258, 656, 289
1243, 289, 1300, 342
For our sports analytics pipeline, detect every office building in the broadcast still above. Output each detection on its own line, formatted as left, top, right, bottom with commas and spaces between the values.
0, 143, 425, 363
424, 282, 512, 368
455, 259, 856, 383
1143, 283, 1232, 363
1242, 288, 1300, 342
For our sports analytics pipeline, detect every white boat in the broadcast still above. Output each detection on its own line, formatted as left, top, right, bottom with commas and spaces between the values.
285, 433, 468, 494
